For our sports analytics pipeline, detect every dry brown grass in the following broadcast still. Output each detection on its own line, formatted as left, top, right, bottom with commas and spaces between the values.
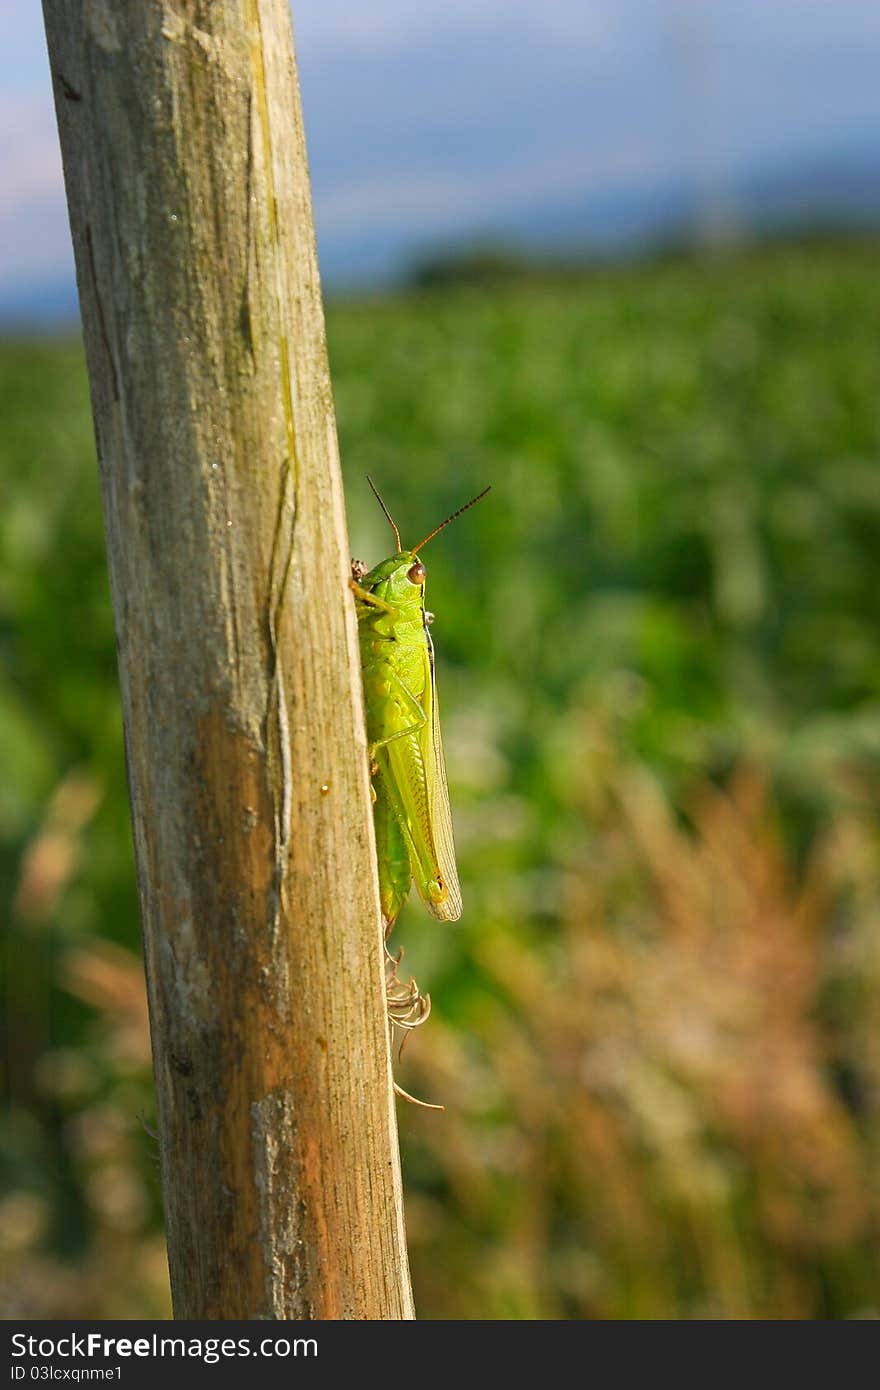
400, 732, 880, 1318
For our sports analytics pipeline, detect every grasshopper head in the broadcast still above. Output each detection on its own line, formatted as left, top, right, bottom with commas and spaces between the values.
360, 550, 428, 607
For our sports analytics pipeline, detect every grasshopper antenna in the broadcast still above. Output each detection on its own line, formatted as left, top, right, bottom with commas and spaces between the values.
412, 485, 491, 555
366, 475, 402, 554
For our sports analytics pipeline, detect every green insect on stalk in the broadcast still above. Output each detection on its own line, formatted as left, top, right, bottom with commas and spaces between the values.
351, 478, 489, 1104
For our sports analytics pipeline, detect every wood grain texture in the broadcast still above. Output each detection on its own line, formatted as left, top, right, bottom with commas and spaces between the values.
42, 0, 414, 1319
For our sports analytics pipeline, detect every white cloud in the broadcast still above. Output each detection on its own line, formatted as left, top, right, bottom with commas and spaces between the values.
316, 142, 662, 237
0, 94, 71, 285
0, 94, 64, 206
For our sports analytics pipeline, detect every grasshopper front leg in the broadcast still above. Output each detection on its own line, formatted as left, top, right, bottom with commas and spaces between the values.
350, 579, 398, 615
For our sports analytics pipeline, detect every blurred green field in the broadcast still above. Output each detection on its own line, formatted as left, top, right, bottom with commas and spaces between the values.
2, 239, 879, 1318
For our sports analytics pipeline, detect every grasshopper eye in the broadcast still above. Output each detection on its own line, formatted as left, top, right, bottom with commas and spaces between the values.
407, 561, 427, 585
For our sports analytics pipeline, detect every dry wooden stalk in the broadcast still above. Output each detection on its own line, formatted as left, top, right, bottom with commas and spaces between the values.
42, 0, 414, 1319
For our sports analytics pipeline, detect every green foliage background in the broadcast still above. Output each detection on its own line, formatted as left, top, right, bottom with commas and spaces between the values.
2, 240, 879, 1317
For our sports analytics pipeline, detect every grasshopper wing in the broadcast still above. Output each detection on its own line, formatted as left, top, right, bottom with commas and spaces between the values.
422, 634, 463, 922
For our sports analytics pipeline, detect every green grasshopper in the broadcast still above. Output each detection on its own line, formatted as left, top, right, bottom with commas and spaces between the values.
351, 478, 490, 935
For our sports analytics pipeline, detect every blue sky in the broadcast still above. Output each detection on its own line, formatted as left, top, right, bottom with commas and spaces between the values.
3, 1, 880, 314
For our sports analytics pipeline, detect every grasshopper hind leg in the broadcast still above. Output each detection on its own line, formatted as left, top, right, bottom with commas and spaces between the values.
373, 767, 427, 1030
373, 772, 411, 929
374, 774, 444, 1110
